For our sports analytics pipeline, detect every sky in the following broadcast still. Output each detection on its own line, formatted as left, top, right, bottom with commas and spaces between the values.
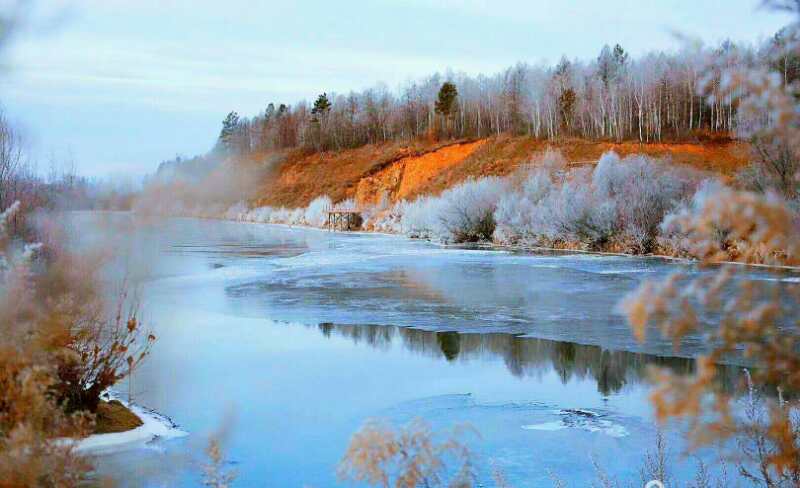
0, 0, 794, 179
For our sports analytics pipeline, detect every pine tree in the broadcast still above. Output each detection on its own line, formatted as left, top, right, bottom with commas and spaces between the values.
598, 44, 628, 87
218, 111, 240, 152
612, 44, 628, 68
434, 82, 459, 139
311, 93, 332, 121
434, 82, 458, 117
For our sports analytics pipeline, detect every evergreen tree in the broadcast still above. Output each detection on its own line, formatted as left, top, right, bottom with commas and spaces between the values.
554, 57, 575, 132
218, 111, 240, 152
612, 44, 628, 68
311, 93, 332, 121
598, 44, 628, 87
434, 82, 458, 117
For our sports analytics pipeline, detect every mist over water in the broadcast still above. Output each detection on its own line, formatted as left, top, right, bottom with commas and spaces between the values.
72, 214, 795, 487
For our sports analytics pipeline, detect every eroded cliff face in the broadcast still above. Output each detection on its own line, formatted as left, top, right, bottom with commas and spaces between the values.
354, 140, 485, 207
253, 136, 748, 209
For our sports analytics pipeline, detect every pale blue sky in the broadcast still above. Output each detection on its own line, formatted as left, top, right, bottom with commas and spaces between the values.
0, 0, 794, 178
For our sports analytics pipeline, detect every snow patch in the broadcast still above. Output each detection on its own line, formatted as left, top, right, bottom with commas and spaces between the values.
755, 276, 800, 283
63, 391, 187, 456
522, 422, 565, 432
523, 408, 629, 438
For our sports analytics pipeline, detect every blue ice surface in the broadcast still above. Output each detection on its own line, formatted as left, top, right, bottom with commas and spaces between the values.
70, 215, 793, 487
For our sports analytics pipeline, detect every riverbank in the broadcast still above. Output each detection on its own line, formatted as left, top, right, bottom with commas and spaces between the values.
65, 391, 187, 455
177, 211, 800, 274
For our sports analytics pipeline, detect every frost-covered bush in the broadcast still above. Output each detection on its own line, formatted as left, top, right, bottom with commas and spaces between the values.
434, 177, 507, 243
366, 201, 404, 234
538, 171, 619, 248
494, 165, 559, 243
400, 196, 445, 239
305, 195, 332, 227
591, 151, 625, 198
223, 201, 249, 220
657, 178, 728, 255
266, 206, 304, 225
493, 150, 697, 252
593, 152, 695, 252
245, 206, 272, 223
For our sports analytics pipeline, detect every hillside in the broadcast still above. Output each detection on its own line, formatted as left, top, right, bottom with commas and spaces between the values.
253, 136, 750, 209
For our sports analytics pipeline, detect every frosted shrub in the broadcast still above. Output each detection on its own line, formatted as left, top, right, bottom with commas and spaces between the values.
539, 174, 619, 248
246, 206, 273, 223
268, 208, 283, 224
592, 152, 696, 252
289, 207, 304, 225
370, 201, 404, 234
494, 168, 556, 244
400, 196, 444, 239
305, 195, 332, 227
591, 151, 624, 198
223, 201, 249, 220
536, 148, 569, 174
657, 179, 730, 256
267, 207, 303, 225
436, 177, 507, 243
493, 195, 533, 243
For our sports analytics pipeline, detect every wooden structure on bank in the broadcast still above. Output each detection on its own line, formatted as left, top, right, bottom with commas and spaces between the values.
326, 209, 363, 231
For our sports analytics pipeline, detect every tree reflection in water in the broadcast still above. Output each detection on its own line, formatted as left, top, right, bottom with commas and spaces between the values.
315, 322, 743, 397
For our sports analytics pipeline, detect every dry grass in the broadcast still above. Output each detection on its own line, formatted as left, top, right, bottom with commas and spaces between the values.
93, 400, 143, 435
339, 418, 475, 488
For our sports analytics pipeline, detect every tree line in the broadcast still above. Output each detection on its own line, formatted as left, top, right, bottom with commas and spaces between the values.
212, 31, 800, 156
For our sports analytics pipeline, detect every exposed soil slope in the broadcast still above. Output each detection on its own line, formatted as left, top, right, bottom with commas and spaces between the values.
253, 136, 749, 209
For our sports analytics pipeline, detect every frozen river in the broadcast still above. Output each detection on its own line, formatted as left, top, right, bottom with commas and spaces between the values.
73, 215, 796, 487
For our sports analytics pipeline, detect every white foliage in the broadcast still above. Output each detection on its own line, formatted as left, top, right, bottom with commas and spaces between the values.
494, 168, 556, 243
538, 173, 619, 245
434, 176, 507, 242
367, 201, 404, 234
493, 150, 697, 251
305, 195, 333, 227
223, 201, 249, 221
400, 196, 445, 239
657, 178, 728, 254
591, 151, 624, 199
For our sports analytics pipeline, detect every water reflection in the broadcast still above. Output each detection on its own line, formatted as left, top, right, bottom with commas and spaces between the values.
314, 322, 743, 396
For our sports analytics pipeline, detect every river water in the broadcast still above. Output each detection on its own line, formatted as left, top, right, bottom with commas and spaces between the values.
73, 214, 797, 487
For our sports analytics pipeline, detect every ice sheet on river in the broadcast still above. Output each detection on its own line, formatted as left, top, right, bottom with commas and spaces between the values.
383, 394, 631, 439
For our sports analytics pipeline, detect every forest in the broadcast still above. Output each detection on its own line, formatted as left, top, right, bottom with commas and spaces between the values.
202, 33, 800, 160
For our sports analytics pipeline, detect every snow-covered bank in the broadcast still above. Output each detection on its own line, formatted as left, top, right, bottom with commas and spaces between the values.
65, 391, 187, 455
